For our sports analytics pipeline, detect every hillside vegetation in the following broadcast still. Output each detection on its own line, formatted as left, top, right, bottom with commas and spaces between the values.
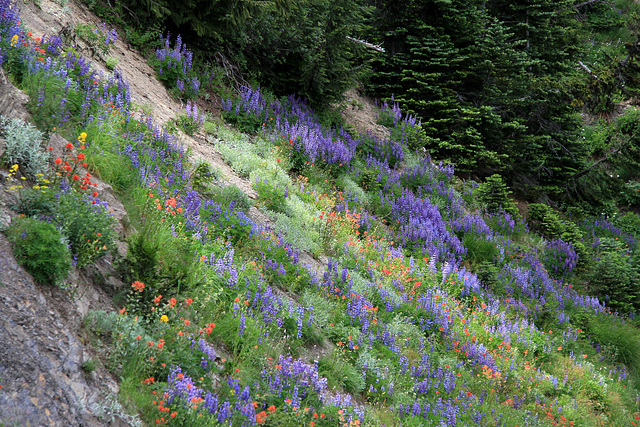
2, 0, 640, 426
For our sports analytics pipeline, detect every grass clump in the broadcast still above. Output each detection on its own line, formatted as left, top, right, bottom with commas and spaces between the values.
216, 184, 251, 213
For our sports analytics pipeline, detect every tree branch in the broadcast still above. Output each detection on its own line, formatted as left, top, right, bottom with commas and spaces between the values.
346, 36, 385, 53
573, 0, 603, 9
578, 60, 599, 80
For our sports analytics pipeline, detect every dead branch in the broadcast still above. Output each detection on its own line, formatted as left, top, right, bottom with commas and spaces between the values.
346, 36, 385, 53
214, 51, 250, 91
578, 60, 599, 80
573, 0, 603, 9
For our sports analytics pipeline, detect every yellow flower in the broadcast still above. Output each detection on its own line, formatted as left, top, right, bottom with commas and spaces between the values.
10, 164, 18, 172
78, 132, 87, 142
160, 315, 169, 322
10, 35, 18, 47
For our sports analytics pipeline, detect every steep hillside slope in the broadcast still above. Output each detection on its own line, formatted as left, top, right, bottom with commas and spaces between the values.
2, 1, 640, 426
0, 1, 328, 424
0, 72, 125, 425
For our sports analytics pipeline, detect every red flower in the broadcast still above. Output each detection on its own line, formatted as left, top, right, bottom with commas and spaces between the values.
77, 153, 85, 161
66, 142, 74, 150
55, 157, 62, 165
72, 174, 79, 181
131, 280, 145, 292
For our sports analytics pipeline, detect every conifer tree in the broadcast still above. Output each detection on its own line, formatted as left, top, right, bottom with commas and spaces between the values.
477, 174, 519, 217
235, 0, 373, 108
367, 0, 589, 198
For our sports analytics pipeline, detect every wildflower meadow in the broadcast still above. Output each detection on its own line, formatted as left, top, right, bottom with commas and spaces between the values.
1, 0, 640, 426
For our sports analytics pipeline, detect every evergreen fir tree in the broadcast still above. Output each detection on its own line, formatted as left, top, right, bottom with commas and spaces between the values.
367, 0, 589, 198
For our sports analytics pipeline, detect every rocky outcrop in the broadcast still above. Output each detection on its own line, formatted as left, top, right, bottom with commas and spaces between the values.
0, 69, 30, 122
0, 238, 118, 426
0, 54, 130, 426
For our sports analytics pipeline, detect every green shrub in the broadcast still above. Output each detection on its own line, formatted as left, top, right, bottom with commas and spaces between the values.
477, 174, 519, 217
316, 106, 346, 129
0, 117, 49, 179
392, 122, 428, 152
287, 137, 310, 175
222, 109, 266, 134
191, 160, 219, 196
86, 148, 138, 194
149, 33, 202, 100
201, 199, 254, 245
559, 220, 589, 271
75, 22, 115, 56
318, 351, 365, 395
527, 204, 589, 271
590, 238, 640, 313
23, 64, 85, 131
475, 261, 503, 295
84, 310, 152, 377
122, 225, 202, 315
358, 168, 382, 192
56, 190, 116, 268
528, 203, 563, 238
82, 358, 98, 374
105, 56, 119, 70
125, 231, 160, 284
614, 212, 640, 237
173, 113, 200, 136
254, 178, 288, 214
15, 187, 57, 218
5, 216, 71, 285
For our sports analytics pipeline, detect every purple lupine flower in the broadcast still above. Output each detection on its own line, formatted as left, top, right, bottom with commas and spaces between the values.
239, 315, 246, 336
